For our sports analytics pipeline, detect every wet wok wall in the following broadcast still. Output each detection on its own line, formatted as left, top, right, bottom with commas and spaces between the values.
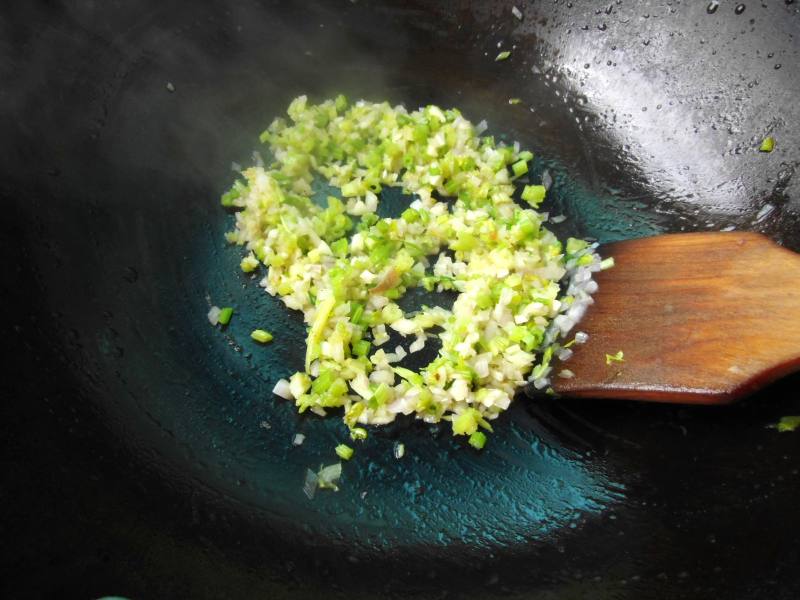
2, 1, 799, 599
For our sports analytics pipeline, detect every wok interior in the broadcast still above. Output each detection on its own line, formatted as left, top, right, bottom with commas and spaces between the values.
3, 1, 800, 598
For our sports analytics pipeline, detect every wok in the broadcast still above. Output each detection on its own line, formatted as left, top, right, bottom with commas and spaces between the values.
2, 1, 800, 598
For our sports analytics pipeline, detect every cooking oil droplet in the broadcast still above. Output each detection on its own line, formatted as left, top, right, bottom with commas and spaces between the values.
734, 3, 746, 14
598, 23, 607, 31
774, 63, 782, 69
707, 0, 719, 13
767, 52, 774, 58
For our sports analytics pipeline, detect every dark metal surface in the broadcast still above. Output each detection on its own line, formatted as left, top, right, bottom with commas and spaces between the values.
2, 1, 799, 599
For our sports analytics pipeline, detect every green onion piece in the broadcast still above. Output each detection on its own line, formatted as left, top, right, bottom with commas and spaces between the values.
511, 159, 529, 177
776, 416, 800, 432
312, 369, 336, 395
330, 238, 348, 257
759, 136, 775, 153
350, 427, 368, 441
350, 302, 365, 326
369, 383, 391, 408
381, 303, 403, 323
344, 402, 365, 428
605, 350, 624, 365
401, 207, 420, 223
369, 241, 395, 265
566, 237, 589, 255
508, 98, 522, 105
521, 184, 546, 207
251, 329, 273, 344
340, 180, 362, 197
393, 366, 424, 386
495, 50, 511, 61
517, 150, 534, 161
335, 444, 354, 460
600, 257, 615, 270
240, 254, 260, 272
220, 188, 240, 207
352, 339, 371, 357
469, 431, 487, 450
452, 409, 479, 436
218, 307, 234, 326
306, 296, 336, 370
329, 377, 348, 397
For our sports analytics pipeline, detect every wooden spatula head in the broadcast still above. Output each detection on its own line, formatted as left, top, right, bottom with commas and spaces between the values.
551, 232, 800, 404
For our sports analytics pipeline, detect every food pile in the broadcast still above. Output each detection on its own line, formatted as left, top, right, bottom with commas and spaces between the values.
222, 96, 605, 448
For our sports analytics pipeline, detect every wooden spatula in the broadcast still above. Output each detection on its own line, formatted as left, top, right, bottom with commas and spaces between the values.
549, 232, 800, 404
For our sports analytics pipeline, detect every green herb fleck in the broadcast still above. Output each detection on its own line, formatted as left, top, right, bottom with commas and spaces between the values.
469, 431, 487, 450
605, 350, 624, 365
349, 427, 368, 441
335, 444, 354, 460
251, 329, 273, 343
218, 307, 234, 326
776, 416, 800, 433
521, 184, 546, 207
600, 257, 615, 270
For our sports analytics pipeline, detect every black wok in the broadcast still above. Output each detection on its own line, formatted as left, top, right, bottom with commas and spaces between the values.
2, 1, 800, 598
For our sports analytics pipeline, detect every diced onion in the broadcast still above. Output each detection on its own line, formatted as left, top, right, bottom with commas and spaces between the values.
272, 378, 292, 399
394, 442, 405, 459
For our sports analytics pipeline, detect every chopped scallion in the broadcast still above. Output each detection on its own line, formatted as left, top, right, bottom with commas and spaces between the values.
335, 444, 354, 460
511, 159, 529, 177
251, 329, 273, 343
469, 431, 487, 450
775, 416, 800, 433
350, 427, 368, 441
217, 307, 234, 326
521, 184, 546, 207
352, 339, 371, 357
